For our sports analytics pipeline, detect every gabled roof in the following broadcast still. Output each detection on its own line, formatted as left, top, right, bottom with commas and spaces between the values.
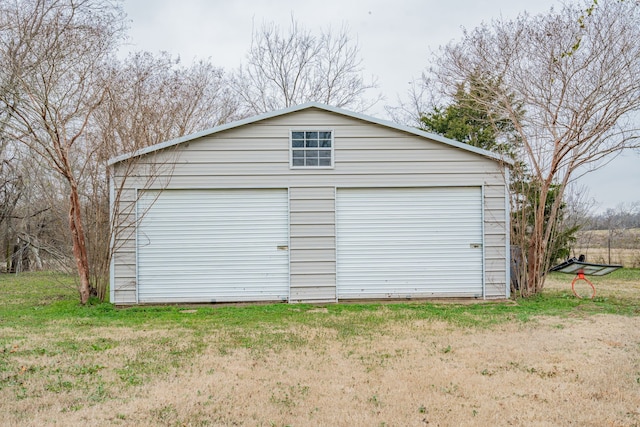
107, 102, 512, 166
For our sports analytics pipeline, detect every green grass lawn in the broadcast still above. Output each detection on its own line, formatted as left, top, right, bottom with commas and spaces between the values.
2, 270, 639, 333
1, 270, 638, 424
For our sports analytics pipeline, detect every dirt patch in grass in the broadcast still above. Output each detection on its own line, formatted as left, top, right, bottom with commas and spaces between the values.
3, 314, 639, 426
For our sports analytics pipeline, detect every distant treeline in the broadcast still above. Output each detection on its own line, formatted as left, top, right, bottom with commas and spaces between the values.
581, 204, 640, 230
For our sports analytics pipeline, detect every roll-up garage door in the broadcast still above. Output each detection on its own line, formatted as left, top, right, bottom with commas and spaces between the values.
137, 189, 289, 303
336, 187, 483, 299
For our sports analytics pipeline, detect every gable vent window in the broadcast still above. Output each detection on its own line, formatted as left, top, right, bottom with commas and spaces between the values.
291, 131, 333, 168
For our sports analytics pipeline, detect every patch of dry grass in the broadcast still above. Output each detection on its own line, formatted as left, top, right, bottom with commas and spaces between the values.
574, 228, 640, 267
572, 247, 640, 268
545, 269, 640, 301
2, 316, 640, 426
2, 272, 639, 426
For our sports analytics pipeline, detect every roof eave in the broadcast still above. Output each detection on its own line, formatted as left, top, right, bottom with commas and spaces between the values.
107, 101, 513, 166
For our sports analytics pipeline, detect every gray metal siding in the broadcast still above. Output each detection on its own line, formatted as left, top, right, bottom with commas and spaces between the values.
289, 186, 336, 303
111, 107, 509, 303
118, 174, 501, 189
483, 184, 509, 298
110, 177, 137, 304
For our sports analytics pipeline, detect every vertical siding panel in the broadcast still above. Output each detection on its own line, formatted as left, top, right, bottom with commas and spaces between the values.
111, 165, 138, 305
484, 183, 508, 298
289, 186, 336, 303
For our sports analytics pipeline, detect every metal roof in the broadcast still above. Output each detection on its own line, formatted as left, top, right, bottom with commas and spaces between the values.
107, 102, 513, 166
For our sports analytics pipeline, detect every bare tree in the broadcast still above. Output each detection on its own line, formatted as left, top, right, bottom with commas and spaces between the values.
85, 52, 240, 300
1, 141, 73, 274
0, 154, 23, 271
99, 52, 239, 155
562, 183, 596, 254
385, 74, 437, 128
0, 0, 126, 303
231, 18, 380, 115
421, 0, 640, 296
13, 157, 71, 270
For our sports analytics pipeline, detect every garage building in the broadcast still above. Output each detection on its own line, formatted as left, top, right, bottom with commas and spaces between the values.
109, 102, 510, 304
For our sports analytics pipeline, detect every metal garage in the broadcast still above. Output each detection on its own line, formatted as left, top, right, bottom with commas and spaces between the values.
336, 187, 484, 299
109, 103, 510, 304
136, 189, 290, 303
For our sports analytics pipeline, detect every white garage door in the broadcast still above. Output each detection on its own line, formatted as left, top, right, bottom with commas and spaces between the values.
336, 187, 483, 299
137, 189, 289, 303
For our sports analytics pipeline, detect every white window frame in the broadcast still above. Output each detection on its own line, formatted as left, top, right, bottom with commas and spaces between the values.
289, 130, 334, 169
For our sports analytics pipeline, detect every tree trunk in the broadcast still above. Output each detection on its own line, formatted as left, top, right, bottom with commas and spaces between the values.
526, 231, 543, 297
31, 244, 43, 270
68, 180, 91, 304
525, 184, 551, 296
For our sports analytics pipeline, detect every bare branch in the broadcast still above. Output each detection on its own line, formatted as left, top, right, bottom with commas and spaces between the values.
230, 17, 381, 115
422, 0, 640, 295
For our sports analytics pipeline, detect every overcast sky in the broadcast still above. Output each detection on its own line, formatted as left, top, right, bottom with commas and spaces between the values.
121, 0, 639, 213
